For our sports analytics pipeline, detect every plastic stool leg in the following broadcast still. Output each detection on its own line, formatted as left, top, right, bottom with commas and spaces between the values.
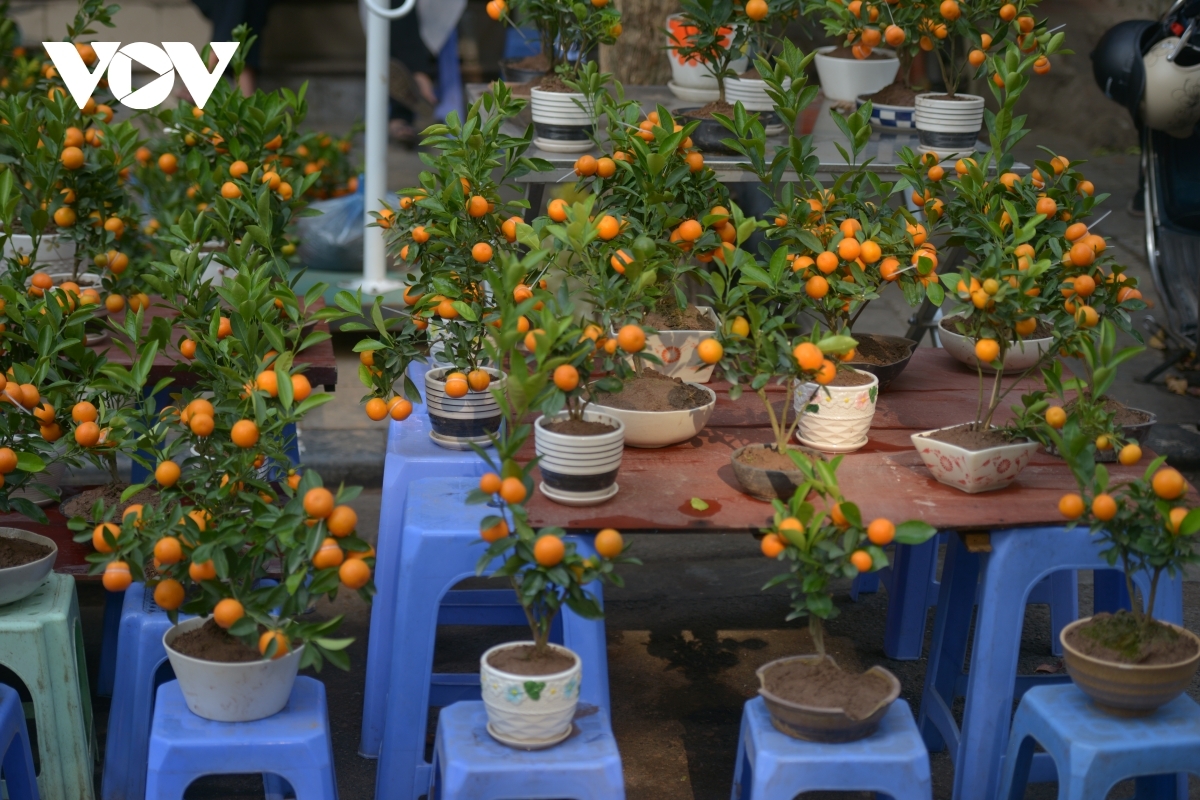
1094, 568, 1130, 614
96, 588, 123, 697
851, 570, 881, 600
919, 535, 979, 753
0, 684, 38, 800
1046, 570, 1078, 658
883, 538, 939, 661
730, 705, 751, 800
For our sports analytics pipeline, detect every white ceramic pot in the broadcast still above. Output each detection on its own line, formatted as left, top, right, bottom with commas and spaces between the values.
424, 367, 504, 450
480, 642, 581, 746
794, 370, 879, 453
0, 528, 57, 605
725, 77, 791, 112
938, 316, 1053, 373
163, 616, 304, 722
914, 93, 985, 153
2, 232, 77, 273
641, 306, 720, 383
590, 383, 715, 448
813, 46, 899, 103
855, 96, 916, 129
534, 410, 624, 506
530, 88, 594, 154
911, 425, 1040, 493
666, 13, 747, 98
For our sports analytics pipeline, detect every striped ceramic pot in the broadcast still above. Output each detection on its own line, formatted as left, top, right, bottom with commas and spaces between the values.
424, 367, 504, 450
534, 410, 624, 506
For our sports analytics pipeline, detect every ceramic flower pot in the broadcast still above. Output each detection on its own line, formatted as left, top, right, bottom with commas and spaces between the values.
666, 14, 746, 100
939, 316, 1053, 373
590, 383, 715, 448
813, 46, 899, 103
534, 410, 624, 506
480, 642, 582, 748
0, 528, 57, 605
2, 232, 77, 273
914, 93, 985, 153
530, 88, 594, 153
1061, 617, 1200, 716
910, 425, 1040, 493
725, 76, 790, 112
855, 95, 915, 129
499, 59, 546, 84
794, 370, 879, 453
845, 333, 918, 391
639, 306, 720, 382
163, 616, 304, 722
1046, 408, 1157, 463
757, 655, 901, 742
424, 367, 505, 450
729, 442, 806, 501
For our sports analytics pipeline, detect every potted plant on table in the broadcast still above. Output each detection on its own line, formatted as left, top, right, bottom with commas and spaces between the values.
806, 0, 902, 104
1054, 421, 1200, 715
724, 0, 801, 120
844, 0, 926, 128
666, 6, 747, 102
756, 451, 935, 740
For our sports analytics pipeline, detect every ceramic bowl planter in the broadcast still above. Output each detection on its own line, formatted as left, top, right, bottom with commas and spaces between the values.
499, 59, 546, 84
480, 642, 582, 748
939, 316, 1052, 373
530, 88, 594, 154
757, 655, 901, 742
534, 410, 624, 506
730, 443, 807, 501
1046, 408, 1157, 463
641, 306, 720, 383
813, 46, 899, 103
0, 528, 57, 605
914, 93, 985, 154
910, 425, 1040, 493
163, 616, 304, 722
845, 333, 917, 390
666, 14, 746, 101
1060, 618, 1200, 716
855, 96, 915, 130
794, 370, 879, 454
725, 78, 788, 135
424, 367, 505, 450
2, 232, 76, 273
591, 383, 716, 448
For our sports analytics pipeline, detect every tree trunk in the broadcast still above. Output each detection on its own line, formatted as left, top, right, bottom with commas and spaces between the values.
599, 0, 679, 85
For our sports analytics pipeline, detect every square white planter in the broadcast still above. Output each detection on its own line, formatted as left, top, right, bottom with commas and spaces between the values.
910, 425, 1040, 493
640, 306, 720, 383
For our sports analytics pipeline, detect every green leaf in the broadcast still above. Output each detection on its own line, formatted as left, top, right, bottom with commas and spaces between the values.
894, 520, 937, 545
690, 497, 709, 511
16, 452, 45, 472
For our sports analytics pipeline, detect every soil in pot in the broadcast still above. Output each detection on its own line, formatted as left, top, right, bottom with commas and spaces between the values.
510, 53, 549, 73
0, 536, 52, 568
762, 657, 894, 719
644, 304, 717, 332
851, 336, 913, 366
541, 418, 618, 436
170, 618, 262, 663
682, 100, 736, 120
823, 46, 891, 61
1062, 397, 1153, 427
827, 369, 875, 387
592, 370, 711, 412
534, 74, 578, 93
735, 444, 805, 472
487, 643, 576, 676
863, 81, 917, 106
924, 423, 1025, 451
62, 484, 157, 519
1065, 611, 1200, 666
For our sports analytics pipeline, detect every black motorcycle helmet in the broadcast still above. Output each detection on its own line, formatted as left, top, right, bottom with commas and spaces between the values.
1091, 19, 1160, 119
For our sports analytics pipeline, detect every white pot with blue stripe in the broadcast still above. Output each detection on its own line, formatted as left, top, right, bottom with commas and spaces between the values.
856, 96, 916, 130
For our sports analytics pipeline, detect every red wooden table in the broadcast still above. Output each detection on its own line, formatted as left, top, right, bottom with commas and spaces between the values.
524, 348, 1193, 532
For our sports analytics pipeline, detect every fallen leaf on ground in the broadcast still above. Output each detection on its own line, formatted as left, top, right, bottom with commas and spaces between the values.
1034, 662, 1061, 674
1166, 376, 1188, 395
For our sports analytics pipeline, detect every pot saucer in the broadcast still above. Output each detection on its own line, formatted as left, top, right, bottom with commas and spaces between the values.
532, 137, 594, 154
428, 430, 495, 450
487, 721, 574, 750
797, 435, 868, 454
667, 81, 719, 103
539, 481, 619, 507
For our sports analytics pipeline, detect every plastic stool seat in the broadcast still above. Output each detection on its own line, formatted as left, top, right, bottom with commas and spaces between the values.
145, 677, 337, 800
431, 701, 623, 800
732, 697, 931, 799
0, 573, 94, 800
0, 682, 39, 800
998, 685, 1200, 800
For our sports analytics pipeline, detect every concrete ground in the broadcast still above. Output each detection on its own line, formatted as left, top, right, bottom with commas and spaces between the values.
71, 125, 1200, 798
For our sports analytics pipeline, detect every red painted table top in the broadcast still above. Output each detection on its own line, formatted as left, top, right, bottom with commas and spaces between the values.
523, 348, 1193, 533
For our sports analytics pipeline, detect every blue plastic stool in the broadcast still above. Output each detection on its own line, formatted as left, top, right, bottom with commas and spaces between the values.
0, 683, 39, 800
359, 391, 491, 757
998, 685, 1196, 800
145, 677, 335, 800
731, 697, 930, 799
430, 701, 623, 799
918, 527, 1185, 800
373, 477, 611, 800
503, 26, 542, 60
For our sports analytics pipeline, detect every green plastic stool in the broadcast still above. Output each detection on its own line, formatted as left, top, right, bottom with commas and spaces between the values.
0, 573, 95, 800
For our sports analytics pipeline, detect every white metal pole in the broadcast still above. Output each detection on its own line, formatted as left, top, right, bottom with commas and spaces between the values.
349, 0, 417, 295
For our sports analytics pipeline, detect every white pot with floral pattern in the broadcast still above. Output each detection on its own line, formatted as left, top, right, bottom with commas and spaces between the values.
910, 425, 1040, 494
480, 641, 581, 747
793, 369, 879, 453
